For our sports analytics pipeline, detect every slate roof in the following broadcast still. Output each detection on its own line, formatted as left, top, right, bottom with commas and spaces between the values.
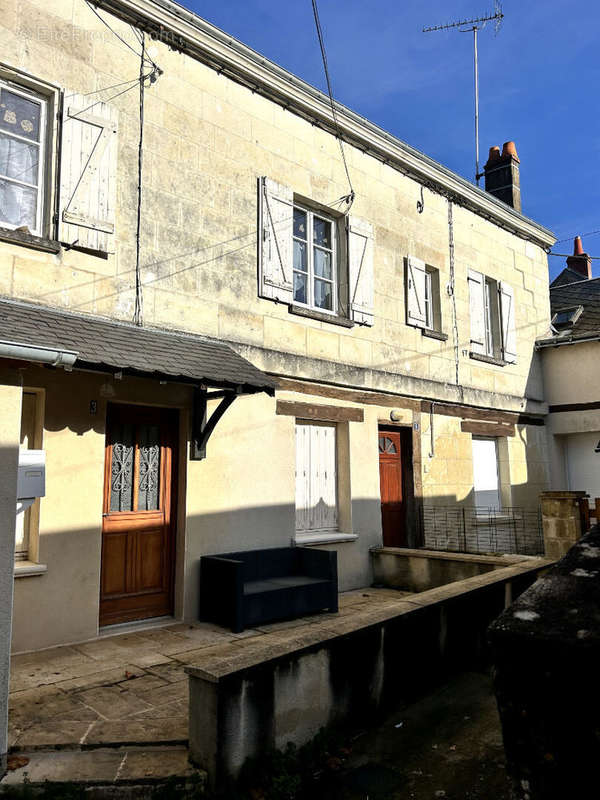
550, 267, 588, 288
544, 277, 600, 342
0, 298, 276, 393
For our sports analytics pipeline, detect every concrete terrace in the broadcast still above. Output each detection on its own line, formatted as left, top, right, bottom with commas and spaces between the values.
8, 588, 407, 753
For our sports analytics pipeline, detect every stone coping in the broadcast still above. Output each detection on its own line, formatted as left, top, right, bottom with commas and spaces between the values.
372, 547, 531, 566
185, 558, 553, 684
490, 529, 600, 646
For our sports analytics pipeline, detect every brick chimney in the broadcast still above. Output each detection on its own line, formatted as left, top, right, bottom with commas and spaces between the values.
483, 141, 521, 212
566, 236, 592, 280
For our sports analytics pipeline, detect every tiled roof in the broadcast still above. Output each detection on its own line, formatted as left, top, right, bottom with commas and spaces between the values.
550, 267, 588, 288
548, 277, 600, 339
0, 298, 276, 393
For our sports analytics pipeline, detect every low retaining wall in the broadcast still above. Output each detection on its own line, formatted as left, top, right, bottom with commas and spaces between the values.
187, 558, 550, 789
371, 547, 528, 593
489, 528, 600, 800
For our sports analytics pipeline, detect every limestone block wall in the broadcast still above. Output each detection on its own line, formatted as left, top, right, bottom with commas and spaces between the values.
0, 0, 551, 408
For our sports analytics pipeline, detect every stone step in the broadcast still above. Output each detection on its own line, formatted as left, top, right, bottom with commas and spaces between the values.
1, 746, 206, 797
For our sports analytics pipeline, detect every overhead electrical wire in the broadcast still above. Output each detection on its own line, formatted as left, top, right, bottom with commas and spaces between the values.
310, 0, 355, 209
552, 228, 600, 245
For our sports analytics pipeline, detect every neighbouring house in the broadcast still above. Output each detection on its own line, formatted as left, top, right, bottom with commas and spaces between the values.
0, 0, 555, 660
538, 236, 600, 498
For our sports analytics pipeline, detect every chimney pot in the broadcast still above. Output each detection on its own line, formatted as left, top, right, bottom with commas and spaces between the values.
566, 235, 592, 280
501, 141, 520, 162
487, 145, 501, 164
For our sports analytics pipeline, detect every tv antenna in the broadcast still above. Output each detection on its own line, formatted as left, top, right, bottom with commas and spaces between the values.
423, 1, 504, 187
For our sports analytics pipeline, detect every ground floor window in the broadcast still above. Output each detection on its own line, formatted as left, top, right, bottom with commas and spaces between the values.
295, 420, 338, 533
472, 436, 501, 510
15, 389, 43, 560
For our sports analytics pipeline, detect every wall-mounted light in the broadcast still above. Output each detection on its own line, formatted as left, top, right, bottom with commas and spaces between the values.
390, 409, 402, 422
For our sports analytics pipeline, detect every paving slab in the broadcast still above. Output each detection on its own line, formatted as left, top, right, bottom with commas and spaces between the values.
77, 686, 154, 721
0, 746, 205, 794
84, 717, 188, 746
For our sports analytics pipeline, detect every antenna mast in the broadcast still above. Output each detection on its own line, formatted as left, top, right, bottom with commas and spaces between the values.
423, 1, 504, 186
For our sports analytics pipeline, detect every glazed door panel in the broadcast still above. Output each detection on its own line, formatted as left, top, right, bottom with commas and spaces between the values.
378, 430, 407, 548
100, 405, 177, 627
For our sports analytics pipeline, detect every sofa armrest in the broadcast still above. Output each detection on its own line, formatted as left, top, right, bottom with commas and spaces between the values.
199, 556, 245, 632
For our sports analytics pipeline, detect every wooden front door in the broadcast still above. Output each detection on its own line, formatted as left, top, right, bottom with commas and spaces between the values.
378, 429, 408, 547
100, 404, 178, 627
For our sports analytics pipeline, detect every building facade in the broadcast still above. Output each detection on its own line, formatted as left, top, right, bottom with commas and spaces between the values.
1, 0, 554, 653
539, 238, 600, 499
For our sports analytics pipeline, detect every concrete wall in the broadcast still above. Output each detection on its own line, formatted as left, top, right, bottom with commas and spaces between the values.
188, 559, 549, 789
371, 547, 527, 593
0, 370, 22, 772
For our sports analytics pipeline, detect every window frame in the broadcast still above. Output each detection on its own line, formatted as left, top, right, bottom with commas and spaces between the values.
483, 276, 502, 358
471, 435, 501, 510
292, 203, 338, 316
0, 78, 48, 238
15, 388, 45, 564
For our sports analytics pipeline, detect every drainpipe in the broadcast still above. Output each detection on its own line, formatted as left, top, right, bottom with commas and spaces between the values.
0, 340, 77, 778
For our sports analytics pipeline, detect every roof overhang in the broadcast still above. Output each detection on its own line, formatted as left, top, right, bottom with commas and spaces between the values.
536, 331, 600, 350
0, 298, 276, 395
96, 0, 555, 249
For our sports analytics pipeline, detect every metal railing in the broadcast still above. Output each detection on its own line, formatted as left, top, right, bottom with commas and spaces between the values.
421, 505, 544, 556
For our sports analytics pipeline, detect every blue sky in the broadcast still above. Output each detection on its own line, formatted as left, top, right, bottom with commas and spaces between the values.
184, 0, 599, 279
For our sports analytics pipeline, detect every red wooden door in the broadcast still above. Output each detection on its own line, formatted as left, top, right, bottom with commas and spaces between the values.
100, 404, 177, 627
378, 430, 407, 547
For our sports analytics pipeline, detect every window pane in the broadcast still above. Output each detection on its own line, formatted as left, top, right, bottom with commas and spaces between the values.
110, 424, 135, 512
0, 134, 39, 185
138, 425, 161, 511
313, 217, 331, 248
294, 271, 307, 304
0, 179, 37, 229
314, 278, 333, 310
293, 208, 307, 239
293, 239, 307, 272
0, 89, 41, 142
314, 247, 332, 280
472, 438, 500, 510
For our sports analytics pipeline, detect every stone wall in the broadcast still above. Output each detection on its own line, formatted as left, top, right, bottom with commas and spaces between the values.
489, 528, 600, 800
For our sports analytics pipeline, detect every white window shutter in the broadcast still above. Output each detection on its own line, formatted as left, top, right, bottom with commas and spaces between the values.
468, 269, 486, 354
58, 92, 118, 252
406, 255, 427, 328
258, 176, 294, 303
295, 423, 311, 533
347, 216, 374, 326
499, 281, 517, 363
309, 424, 337, 531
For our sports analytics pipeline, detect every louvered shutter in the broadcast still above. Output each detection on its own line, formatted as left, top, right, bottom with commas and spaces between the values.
311, 424, 337, 530
258, 176, 294, 303
499, 281, 517, 363
347, 216, 374, 326
295, 423, 311, 532
468, 269, 486, 354
406, 255, 427, 328
58, 92, 118, 252
295, 422, 338, 532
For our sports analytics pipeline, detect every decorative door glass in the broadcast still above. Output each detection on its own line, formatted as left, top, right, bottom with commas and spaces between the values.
138, 424, 160, 511
110, 422, 134, 512
379, 436, 397, 454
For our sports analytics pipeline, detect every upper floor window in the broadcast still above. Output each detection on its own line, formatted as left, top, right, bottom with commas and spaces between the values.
293, 205, 336, 313
405, 255, 443, 334
258, 176, 374, 327
468, 269, 516, 364
0, 81, 47, 236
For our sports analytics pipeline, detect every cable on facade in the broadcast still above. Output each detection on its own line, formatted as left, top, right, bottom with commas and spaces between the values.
133, 31, 147, 327
311, 0, 355, 211
85, 0, 159, 72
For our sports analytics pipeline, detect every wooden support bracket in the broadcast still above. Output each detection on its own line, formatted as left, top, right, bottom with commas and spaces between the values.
190, 387, 237, 460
